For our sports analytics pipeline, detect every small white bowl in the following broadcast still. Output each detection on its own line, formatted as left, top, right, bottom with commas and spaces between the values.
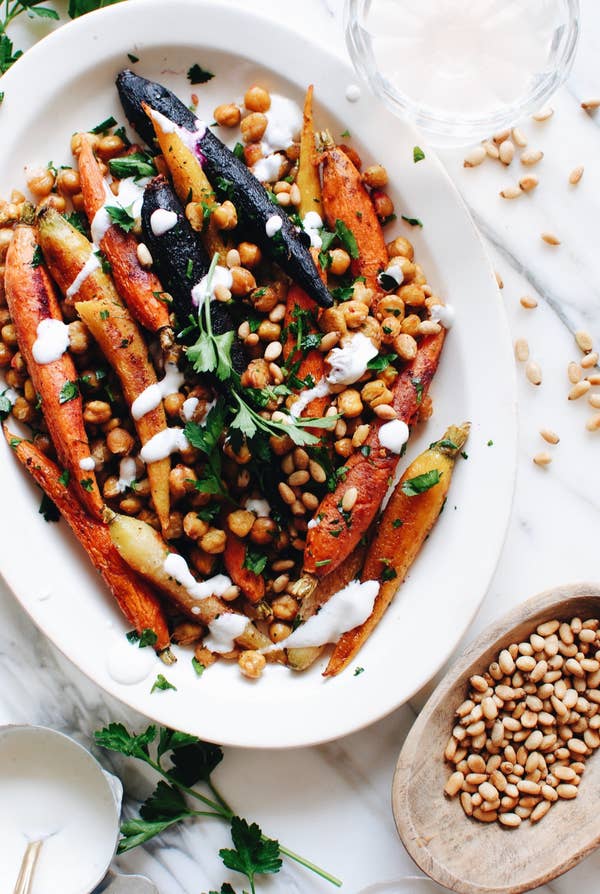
0, 725, 121, 894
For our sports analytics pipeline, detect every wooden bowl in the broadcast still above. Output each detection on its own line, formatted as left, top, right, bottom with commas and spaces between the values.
392, 582, 600, 894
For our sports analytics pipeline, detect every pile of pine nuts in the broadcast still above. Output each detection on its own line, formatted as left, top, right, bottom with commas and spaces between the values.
443, 615, 600, 828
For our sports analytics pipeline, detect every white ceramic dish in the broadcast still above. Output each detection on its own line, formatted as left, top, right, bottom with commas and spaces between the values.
0, 0, 516, 748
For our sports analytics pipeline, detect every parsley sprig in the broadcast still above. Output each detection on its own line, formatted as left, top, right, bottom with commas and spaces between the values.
95, 723, 341, 891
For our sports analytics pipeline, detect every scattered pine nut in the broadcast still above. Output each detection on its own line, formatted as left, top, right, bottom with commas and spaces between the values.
589, 394, 600, 409
483, 140, 500, 160
526, 360, 542, 385
521, 149, 544, 166
586, 413, 600, 431
519, 175, 538, 192
512, 128, 528, 148
575, 330, 594, 353
499, 140, 515, 165
533, 451, 552, 466
581, 98, 600, 111
500, 185, 522, 199
464, 146, 486, 167
568, 361, 583, 384
541, 232, 560, 246
581, 351, 598, 369
514, 338, 529, 362
568, 380, 591, 400
540, 428, 559, 445
586, 373, 600, 385
136, 242, 153, 269
495, 270, 504, 289
569, 166, 584, 185
341, 486, 358, 512
520, 295, 538, 309
493, 129, 511, 144
532, 106, 554, 121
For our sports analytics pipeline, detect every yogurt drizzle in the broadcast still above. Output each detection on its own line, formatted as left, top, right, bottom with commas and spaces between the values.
140, 427, 189, 463
162, 553, 232, 607
32, 318, 70, 364
429, 303, 456, 329
204, 613, 249, 653
150, 208, 178, 236
66, 251, 100, 299
131, 363, 185, 420
265, 215, 283, 237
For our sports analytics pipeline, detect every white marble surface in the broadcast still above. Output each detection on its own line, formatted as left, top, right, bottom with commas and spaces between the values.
2, 1, 600, 892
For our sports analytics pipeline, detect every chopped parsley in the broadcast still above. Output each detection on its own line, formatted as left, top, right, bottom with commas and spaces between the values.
401, 215, 423, 228
39, 493, 59, 523
106, 203, 136, 232
367, 352, 398, 372
100, 309, 110, 320
487, 439, 494, 446
413, 146, 425, 163
187, 63, 215, 85
90, 115, 118, 135
354, 666, 365, 676
411, 377, 423, 404
192, 657, 205, 677
341, 129, 351, 138
109, 152, 156, 180
233, 142, 245, 161
58, 380, 79, 404
31, 245, 43, 268
401, 469, 441, 496
392, 518, 403, 528
315, 559, 332, 567
80, 478, 94, 492
127, 52, 139, 63
243, 545, 268, 576
150, 674, 177, 693
334, 219, 359, 259
126, 628, 157, 648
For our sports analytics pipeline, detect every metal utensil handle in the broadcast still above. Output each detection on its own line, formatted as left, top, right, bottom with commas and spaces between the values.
13, 840, 43, 894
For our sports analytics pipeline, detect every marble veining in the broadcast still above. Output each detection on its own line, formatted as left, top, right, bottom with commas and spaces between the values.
2, 0, 600, 891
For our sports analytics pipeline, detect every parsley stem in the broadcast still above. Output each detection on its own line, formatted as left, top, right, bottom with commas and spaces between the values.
276, 845, 343, 888
147, 758, 232, 817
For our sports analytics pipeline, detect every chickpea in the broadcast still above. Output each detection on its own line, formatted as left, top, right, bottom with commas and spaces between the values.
392, 256, 417, 281
334, 437, 353, 458
398, 283, 426, 307
230, 266, 256, 296
240, 112, 267, 143
212, 200, 238, 231
352, 282, 374, 307
371, 190, 394, 221
362, 164, 388, 189
379, 365, 398, 387
11, 350, 26, 373
227, 509, 255, 538
418, 393, 434, 422
339, 143, 362, 169
33, 432, 52, 454
27, 167, 55, 198
1, 322, 17, 346
106, 427, 135, 456
244, 143, 263, 167
269, 433, 293, 456
250, 516, 277, 545
38, 194, 66, 213
359, 317, 383, 349
411, 263, 427, 287
70, 132, 98, 155
103, 476, 120, 500
162, 511, 183, 540
320, 306, 347, 336
172, 622, 204, 646
72, 193, 86, 212
96, 134, 126, 160
378, 294, 405, 320
120, 495, 143, 516
257, 320, 281, 342
83, 400, 111, 425
342, 300, 369, 330
133, 477, 151, 497
251, 285, 278, 313
90, 438, 110, 470
387, 236, 414, 261
10, 189, 25, 205
271, 594, 299, 621
394, 332, 418, 361
67, 320, 90, 354
285, 143, 300, 162
164, 392, 185, 418
185, 201, 205, 232
0, 204, 18, 228
401, 313, 421, 336
381, 315, 402, 343
137, 509, 159, 530
337, 388, 363, 418
56, 168, 81, 196
200, 527, 227, 554
5, 368, 26, 389
238, 650, 266, 679
195, 645, 217, 669
238, 242, 262, 268
0, 342, 13, 367
269, 621, 292, 644
244, 85, 271, 113
329, 248, 351, 276
361, 379, 392, 407
12, 396, 34, 423
169, 464, 197, 500
241, 358, 271, 390
190, 547, 217, 577
213, 103, 241, 127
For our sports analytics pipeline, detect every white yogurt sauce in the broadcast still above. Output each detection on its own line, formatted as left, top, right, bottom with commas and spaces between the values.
290, 376, 331, 418
429, 303, 455, 329
107, 636, 157, 684
245, 497, 271, 517
327, 332, 378, 385
252, 153, 285, 183
263, 579, 379, 652
66, 251, 101, 299
265, 214, 283, 237
379, 419, 410, 454
378, 262, 404, 290
204, 613, 249, 653
32, 318, 70, 364
150, 208, 178, 236
191, 265, 233, 306
91, 177, 148, 245
163, 553, 232, 606
307, 517, 320, 529
131, 362, 185, 420
140, 427, 189, 463
149, 108, 206, 151
345, 84, 362, 102
262, 94, 302, 154
78, 456, 96, 471
182, 396, 199, 421
116, 456, 138, 494
302, 211, 323, 249
0, 727, 119, 894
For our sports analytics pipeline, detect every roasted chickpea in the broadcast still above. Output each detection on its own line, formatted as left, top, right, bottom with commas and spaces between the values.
238, 242, 262, 268
169, 464, 197, 500
12, 396, 35, 423
244, 143, 264, 167
0, 342, 13, 367
164, 392, 185, 418
185, 202, 205, 232
230, 266, 256, 296
359, 317, 383, 349
119, 495, 143, 515
342, 300, 369, 330
339, 143, 362, 169
38, 194, 66, 213
227, 509, 255, 538
5, 367, 26, 389
362, 164, 388, 189
320, 306, 347, 336
1, 322, 17, 346
165, 511, 184, 540
387, 236, 414, 261
133, 477, 151, 497
334, 437, 353, 458
352, 282, 374, 306
418, 393, 434, 422
400, 313, 421, 337
362, 379, 390, 407
240, 358, 271, 390
172, 622, 204, 646
240, 112, 267, 143
250, 285, 278, 313
106, 427, 135, 456
244, 85, 271, 112
67, 320, 90, 354
337, 388, 363, 418
378, 294, 405, 320
249, 516, 277, 545
269, 621, 292, 644
200, 528, 227, 554
269, 433, 294, 456
223, 439, 252, 465
72, 193, 86, 212
83, 400, 111, 425
371, 190, 394, 221
257, 320, 281, 342
392, 256, 417, 281
102, 476, 120, 500
33, 432, 52, 455
71, 132, 99, 156
329, 248, 351, 276
213, 103, 241, 127
56, 168, 81, 196
238, 650, 266, 679
381, 315, 402, 343
96, 134, 126, 160
271, 594, 299, 621
212, 200, 238, 231
379, 365, 398, 387
398, 283, 426, 307
27, 167, 55, 198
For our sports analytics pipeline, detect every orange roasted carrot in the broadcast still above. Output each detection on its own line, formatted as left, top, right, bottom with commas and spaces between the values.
303, 331, 445, 577
4, 427, 170, 652
77, 138, 171, 336
283, 284, 329, 423
223, 531, 265, 604
4, 226, 103, 518
320, 141, 388, 293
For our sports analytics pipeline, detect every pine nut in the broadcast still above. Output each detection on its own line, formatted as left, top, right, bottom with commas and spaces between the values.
519, 175, 538, 192
288, 470, 310, 487
341, 487, 358, 512
264, 341, 282, 362
278, 482, 295, 505
540, 428, 559, 445
521, 149, 544, 166
556, 784, 578, 799
319, 331, 340, 352
499, 812, 522, 828
581, 351, 598, 368
482, 697, 498, 720
520, 295, 538, 309
526, 361, 542, 385
309, 460, 326, 483
569, 165, 584, 185
418, 320, 442, 336
581, 98, 600, 110
373, 404, 397, 420
466, 773, 487, 786
499, 140, 515, 165
589, 393, 600, 409
460, 791, 473, 815
517, 779, 541, 795
541, 232, 560, 246
495, 270, 504, 289
500, 185, 522, 199
515, 338, 529, 362
464, 146, 486, 167
479, 781, 498, 801
516, 655, 536, 672
512, 128, 528, 148
525, 730, 543, 750
532, 106, 554, 121
569, 380, 591, 400
587, 374, 600, 385
483, 140, 500, 159
493, 129, 511, 144
568, 361, 583, 383
530, 800, 551, 822
472, 808, 497, 823
136, 242, 153, 268
575, 330, 593, 353
444, 771, 464, 797
467, 754, 486, 773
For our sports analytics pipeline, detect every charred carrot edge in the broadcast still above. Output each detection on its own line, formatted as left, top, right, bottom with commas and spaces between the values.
320, 143, 388, 293
297, 85, 322, 219
324, 422, 470, 676
223, 530, 265, 604
4, 226, 103, 518
4, 427, 170, 651
78, 138, 171, 334
303, 331, 446, 577
283, 283, 328, 422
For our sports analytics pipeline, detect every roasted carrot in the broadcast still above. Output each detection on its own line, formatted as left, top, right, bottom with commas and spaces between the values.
4, 226, 103, 518
303, 331, 445, 577
320, 140, 388, 293
77, 137, 171, 337
144, 102, 227, 262
223, 530, 265, 604
283, 283, 328, 422
37, 208, 171, 534
324, 423, 470, 676
297, 85, 322, 219
4, 427, 170, 652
